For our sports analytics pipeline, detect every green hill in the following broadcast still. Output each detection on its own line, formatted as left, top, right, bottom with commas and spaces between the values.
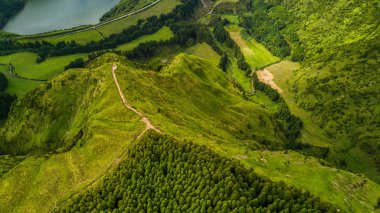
239, 0, 380, 182
0, 53, 379, 212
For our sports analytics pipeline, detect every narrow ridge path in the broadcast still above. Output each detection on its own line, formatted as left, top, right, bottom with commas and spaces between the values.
112, 63, 162, 138
49, 64, 162, 212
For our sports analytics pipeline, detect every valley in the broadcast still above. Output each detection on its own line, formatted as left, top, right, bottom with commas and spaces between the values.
0, 0, 379, 212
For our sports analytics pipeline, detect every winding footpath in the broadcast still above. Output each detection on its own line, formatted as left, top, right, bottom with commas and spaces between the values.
112, 63, 162, 138
49, 64, 162, 212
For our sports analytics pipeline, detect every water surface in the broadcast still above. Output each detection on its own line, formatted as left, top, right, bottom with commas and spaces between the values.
3, 0, 120, 35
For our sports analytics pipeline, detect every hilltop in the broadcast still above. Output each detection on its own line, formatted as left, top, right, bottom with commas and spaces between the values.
0, 53, 379, 212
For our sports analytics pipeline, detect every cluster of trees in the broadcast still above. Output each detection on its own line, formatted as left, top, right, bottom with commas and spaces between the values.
56, 132, 337, 212
0, 73, 16, 121
213, 19, 250, 72
252, 72, 302, 146
240, 0, 291, 58
0, 0, 25, 28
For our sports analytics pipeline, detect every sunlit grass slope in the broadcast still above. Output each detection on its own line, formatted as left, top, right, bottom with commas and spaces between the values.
0, 52, 88, 97
226, 25, 279, 68
0, 54, 145, 212
0, 53, 378, 212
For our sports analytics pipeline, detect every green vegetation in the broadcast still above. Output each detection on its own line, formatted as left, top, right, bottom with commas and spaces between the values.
0, 52, 89, 96
0, 54, 146, 212
225, 24, 279, 68
0, 68, 16, 121
0, 0, 378, 211
0, 0, 24, 28
116, 26, 173, 51
246, 150, 380, 213
0, 155, 24, 177
238, 0, 380, 182
0, 53, 378, 212
56, 132, 337, 212
185, 42, 221, 65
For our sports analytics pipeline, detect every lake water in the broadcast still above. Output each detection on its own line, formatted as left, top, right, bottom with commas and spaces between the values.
3, 0, 120, 35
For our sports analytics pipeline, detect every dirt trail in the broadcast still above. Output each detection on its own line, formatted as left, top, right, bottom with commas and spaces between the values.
112, 64, 162, 138
256, 69, 283, 93
49, 64, 162, 212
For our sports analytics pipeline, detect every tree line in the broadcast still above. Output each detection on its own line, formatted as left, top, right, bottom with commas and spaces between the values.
239, 0, 292, 59
213, 19, 250, 72
55, 132, 337, 212
0, 72, 16, 121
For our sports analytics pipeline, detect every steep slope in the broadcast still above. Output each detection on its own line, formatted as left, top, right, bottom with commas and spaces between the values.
0, 53, 285, 212
55, 132, 337, 212
0, 53, 379, 212
241, 0, 380, 181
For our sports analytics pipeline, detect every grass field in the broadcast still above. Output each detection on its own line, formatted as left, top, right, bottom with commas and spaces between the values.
0, 52, 89, 97
226, 25, 280, 68
21, 0, 180, 44
185, 42, 221, 65
116, 26, 173, 51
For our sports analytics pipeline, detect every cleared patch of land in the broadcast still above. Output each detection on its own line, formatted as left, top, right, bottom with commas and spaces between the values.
256, 69, 283, 93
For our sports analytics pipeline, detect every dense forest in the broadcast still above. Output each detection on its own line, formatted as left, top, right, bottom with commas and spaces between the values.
0, 0, 24, 28
55, 132, 337, 212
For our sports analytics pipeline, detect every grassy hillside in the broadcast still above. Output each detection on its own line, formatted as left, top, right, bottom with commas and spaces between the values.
0, 52, 89, 97
225, 24, 279, 68
0, 53, 379, 212
239, 0, 380, 182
